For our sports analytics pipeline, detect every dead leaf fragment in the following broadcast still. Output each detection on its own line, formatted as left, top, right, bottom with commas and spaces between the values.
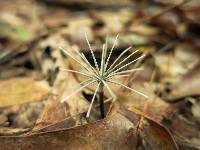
0, 113, 137, 150
0, 77, 50, 107
164, 66, 200, 100
0, 99, 52, 128
0, 101, 178, 150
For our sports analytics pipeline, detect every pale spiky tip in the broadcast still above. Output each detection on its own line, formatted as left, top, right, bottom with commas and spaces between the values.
59, 33, 148, 118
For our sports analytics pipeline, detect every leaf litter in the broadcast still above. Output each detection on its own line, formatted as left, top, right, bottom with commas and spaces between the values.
0, 0, 200, 149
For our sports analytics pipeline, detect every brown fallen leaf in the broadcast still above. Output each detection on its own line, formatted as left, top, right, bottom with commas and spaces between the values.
0, 77, 50, 107
0, 127, 30, 136
154, 48, 199, 84
0, 101, 178, 150
31, 100, 67, 132
138, 118, 178, 150
117, 103, 178, 150
0, 112, 137, 150
30, 116, 77, 134
0, 98, 52, 129
163, 65, 200, 101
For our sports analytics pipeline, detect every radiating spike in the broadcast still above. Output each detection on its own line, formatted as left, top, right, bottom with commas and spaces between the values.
121, 52, 147, 84
106, 46, 132, 73
86, 82, 101, 118
81, 53, 99, 76
59, 47, 94, 75
60, 68, 95, 78
107, 68, 143, 79
72, 47, 97, 75
85, 33, 100, 72
110, 74, 130, 78
111, 55, 145, 75
105, 34, 119, 71
108, 50, 138, 73
108, 80, 148, 98
100, 44, 106, 76
61, 79, 96, 103
104, 35, 109, 72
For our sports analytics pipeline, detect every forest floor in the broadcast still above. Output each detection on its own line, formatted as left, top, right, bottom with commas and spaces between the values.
0, 0, 200, 149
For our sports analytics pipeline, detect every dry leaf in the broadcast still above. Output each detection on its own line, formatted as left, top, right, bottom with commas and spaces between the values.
0, 113, 137, 150
0, 101, 178, 150
0, 97, 53, 129
163, 66, 200, 101
0, 77, 50, 107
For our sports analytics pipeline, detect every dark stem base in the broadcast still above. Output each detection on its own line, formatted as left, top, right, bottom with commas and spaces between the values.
99, 82, 105, 118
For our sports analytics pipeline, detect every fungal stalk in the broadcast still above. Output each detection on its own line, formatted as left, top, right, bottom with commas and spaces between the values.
60, 33, 148, 118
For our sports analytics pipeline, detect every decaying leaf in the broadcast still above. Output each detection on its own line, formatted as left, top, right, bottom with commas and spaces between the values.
0, 0, 199, 149
119, 104, 178, 150
0, 101, 178, 150
163, 65, 200, 101
0, 127, 30, 136
31, 100, 67, 132
0, 112, 137, 150
162, 98, 200, 149
0, 77, 50, 107
154, 47, 199, 84
0, 98, 53, 129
